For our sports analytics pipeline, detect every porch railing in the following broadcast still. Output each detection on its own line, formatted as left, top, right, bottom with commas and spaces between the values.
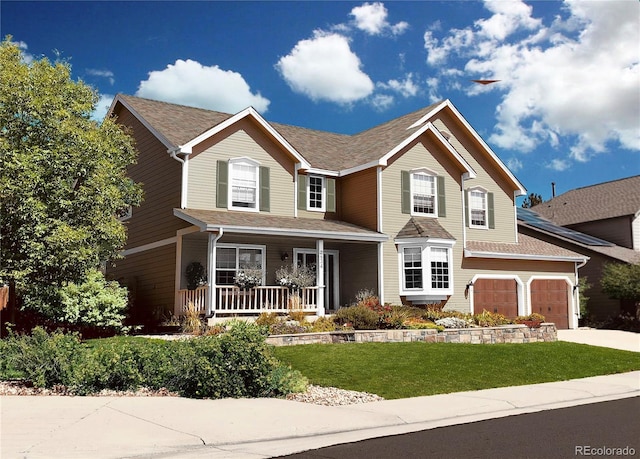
178, 285, 318, 315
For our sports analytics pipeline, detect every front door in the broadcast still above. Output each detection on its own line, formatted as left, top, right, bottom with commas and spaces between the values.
295, 249, 339, 311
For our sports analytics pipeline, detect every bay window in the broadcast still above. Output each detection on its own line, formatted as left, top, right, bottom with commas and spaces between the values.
399, 243, 454, 298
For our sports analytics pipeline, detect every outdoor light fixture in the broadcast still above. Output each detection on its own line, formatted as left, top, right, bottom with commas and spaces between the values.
281, 252, 289, 261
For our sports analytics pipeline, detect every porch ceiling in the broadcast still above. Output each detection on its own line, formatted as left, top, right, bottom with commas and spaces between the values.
174, 208, 388, 242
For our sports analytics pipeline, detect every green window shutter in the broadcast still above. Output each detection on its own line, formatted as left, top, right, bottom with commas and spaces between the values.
488, 192, 495, 229
216, 160, 228, 208
326, 178, 336, 212
464, 190, 469, 227
297, 174, 307, 210
401, 170, 411, 214
437, 176, 446, 217
259, 166, 270, 212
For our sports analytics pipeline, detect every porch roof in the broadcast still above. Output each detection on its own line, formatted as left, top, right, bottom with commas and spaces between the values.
465, 233, 588, 263
174, 208, 388, 242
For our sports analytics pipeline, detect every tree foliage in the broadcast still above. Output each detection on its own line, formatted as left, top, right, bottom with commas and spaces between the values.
521, 193, 543, 208
0, 38, 142, 323
601, 263, 640, 301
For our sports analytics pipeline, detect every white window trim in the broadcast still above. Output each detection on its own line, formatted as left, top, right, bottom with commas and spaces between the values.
216, 243, 266, 285
410, 168, 438, 218
228, 157, 260, 213
307, 175, 326, 212
397, 240, 455, 297
468, 186, 488, 230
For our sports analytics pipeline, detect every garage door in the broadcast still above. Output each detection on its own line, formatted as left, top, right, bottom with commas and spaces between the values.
530, 279, 569, 329
474, 279, 518, 317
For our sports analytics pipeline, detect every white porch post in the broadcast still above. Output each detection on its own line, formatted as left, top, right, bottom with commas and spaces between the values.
208, 229, 225, 316
316, 239, 325, 316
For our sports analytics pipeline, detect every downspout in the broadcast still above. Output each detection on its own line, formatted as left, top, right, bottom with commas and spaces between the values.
377, 166, 385, 303
169, 148, 188, 209
574, 258, 588, 325
294, 163, 301, 218
207, 228, 224, 318
461, 174, 467, 249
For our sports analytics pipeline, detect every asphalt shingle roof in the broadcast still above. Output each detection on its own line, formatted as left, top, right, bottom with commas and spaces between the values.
466, 233, 586, 260
116, 95, 442, 171
532, 175, 640, 225
396, 217, 455, 240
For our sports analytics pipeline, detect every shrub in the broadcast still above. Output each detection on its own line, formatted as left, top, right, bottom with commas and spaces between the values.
288, 309, 307, 323
403, 318, 444, 331
269, 321, 309, 335
334, 305, 379, 330
381, 307, 412, 329
473, 310, 511, 327
181, 301, 203, 335
310, 316, 337, 332
57, 269, 129, 332
3, 327, 82, 388
255, 312, 281, 327
435, 317, 470, 329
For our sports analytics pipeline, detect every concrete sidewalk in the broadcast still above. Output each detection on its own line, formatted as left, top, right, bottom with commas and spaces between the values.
2, 371, 639, 459
1, 329, 638, 459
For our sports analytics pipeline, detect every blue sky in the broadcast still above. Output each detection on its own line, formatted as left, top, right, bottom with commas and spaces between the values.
3, 1, 639, 202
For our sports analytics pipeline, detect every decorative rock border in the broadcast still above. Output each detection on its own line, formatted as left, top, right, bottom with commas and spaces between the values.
266, 323, 557, 346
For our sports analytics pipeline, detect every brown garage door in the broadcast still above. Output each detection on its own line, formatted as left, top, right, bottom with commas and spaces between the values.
474, 278, 518, 317
530, 279, 569, 329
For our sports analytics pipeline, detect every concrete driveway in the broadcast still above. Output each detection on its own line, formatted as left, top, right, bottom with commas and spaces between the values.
557, 328, 640, 353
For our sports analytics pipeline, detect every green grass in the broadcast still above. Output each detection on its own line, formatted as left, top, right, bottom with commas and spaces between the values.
273, 342, 640, 399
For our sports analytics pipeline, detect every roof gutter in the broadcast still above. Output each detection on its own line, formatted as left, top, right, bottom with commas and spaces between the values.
464, 248, 589, 263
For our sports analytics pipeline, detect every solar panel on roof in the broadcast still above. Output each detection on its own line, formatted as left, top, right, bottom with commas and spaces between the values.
517, 208, 613, 247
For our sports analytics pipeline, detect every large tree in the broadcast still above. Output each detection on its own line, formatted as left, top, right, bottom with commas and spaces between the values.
521, 192, 543, 208
0, 38, 142, 326
601, 262, 640, 316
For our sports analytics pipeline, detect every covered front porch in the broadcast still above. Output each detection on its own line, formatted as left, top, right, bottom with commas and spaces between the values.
173, 208, 388, 317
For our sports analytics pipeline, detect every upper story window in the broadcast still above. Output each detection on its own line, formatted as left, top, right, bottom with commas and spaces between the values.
412, 172, 436, 215
298, 174, 336, 213
465, 187, 494, 229
230, 159, 258, 210
469, 189, 487, 228
217, 158, 270, 212
308, 175, 325, 211
402, 169, 445, 218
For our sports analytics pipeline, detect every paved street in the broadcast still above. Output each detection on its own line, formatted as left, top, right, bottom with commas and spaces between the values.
277, 397, 640, 459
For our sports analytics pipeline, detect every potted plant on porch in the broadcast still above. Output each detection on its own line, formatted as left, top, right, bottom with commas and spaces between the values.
185, 262, 207, 291
233, 268, 263, 291
515, 313, 545, 328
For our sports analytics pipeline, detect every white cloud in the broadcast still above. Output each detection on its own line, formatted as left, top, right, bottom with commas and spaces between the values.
350, 2, 408, 36
506, 157, 523, 172
276, 32, 374, 104
378, 73, 418, 98
546, 159, 570, 171
136, 59, 270, 113
15, 40, 35, 64
423, 0, 640, 161
371, 94, 395, 111
87, 69, 115, 85
91, 94, 114, 122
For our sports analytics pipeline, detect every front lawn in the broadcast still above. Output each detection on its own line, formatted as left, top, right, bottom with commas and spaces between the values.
273, 342, 640, 399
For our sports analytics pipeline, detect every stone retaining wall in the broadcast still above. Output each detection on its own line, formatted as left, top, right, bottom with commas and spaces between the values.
266, 323, 557, 346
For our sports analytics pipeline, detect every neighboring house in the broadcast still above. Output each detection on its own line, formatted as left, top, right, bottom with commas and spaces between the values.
526, 176, 640, 319
107, 95, 587, 329
532, 176, 640, 251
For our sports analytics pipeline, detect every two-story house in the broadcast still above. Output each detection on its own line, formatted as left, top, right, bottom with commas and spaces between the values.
107, 95, 587, 328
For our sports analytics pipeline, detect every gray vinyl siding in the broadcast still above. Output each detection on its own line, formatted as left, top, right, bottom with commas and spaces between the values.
432, 115, 517, 244
186, 119, 295, 216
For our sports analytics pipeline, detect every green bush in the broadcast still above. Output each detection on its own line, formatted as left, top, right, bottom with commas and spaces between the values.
3, 327, 82, 388
334, 305, 379, 330
310, 316, 337, 332
57, 269, 129, 331
473, 310, 512, 327
2, 323, 305, 399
